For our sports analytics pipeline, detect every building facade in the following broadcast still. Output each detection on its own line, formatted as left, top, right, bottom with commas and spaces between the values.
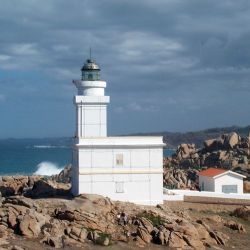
71, 58, 165, 205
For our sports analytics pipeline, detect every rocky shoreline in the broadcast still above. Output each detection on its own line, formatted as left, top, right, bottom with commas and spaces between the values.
0, 131, 250, 249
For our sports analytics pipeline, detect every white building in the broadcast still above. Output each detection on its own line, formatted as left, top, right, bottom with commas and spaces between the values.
71, 58, 165, 205
199, 168, 246, 194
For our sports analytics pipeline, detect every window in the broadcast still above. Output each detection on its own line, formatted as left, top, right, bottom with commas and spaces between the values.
222, 185, 238, 194
116, 154, 123, 166
115, 182, 124, 193
88, 73, 93, 80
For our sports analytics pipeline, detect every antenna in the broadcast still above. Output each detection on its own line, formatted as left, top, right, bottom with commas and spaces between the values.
89, 47, 92, 60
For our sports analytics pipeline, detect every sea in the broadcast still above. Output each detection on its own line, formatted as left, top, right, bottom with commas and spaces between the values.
0, 138, 174, 176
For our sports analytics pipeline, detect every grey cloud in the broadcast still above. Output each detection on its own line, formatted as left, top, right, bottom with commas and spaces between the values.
0, 0, 250, 137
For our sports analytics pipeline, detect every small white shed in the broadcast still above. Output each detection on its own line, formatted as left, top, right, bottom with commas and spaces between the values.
199, 168, 246, 194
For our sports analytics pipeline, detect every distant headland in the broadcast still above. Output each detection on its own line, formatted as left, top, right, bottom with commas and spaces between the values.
1, 124, 249, 149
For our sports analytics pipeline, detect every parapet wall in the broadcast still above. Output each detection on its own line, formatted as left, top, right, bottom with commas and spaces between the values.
163, 188, 250, 204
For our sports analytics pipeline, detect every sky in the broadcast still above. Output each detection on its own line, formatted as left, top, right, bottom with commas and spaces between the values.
0, 0, 250, 138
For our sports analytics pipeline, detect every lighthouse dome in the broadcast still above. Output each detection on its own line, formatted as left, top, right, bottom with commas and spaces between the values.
81, 59, 100, 71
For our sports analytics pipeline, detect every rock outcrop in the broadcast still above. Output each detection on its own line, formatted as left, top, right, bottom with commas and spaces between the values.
232, 206, 250, 221
0, 168, 71, 198
25, 179, 71, 198
163, 167, 199, 189
164, 132, 250, 190
224, 220, 246, 233
0, 186, 233, 250
51, 165, 72, 183
0, 176, 42, 197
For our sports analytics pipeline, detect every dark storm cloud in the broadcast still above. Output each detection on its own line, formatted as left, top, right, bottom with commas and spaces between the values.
0, 0, 250, 137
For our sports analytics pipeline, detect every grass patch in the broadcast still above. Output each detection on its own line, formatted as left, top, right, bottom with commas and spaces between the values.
138, 212, 164, 227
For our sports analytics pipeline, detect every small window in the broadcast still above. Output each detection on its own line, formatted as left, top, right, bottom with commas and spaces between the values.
116, 154, 123, 166
88, 73, 93, 80
115, 182, 124, 193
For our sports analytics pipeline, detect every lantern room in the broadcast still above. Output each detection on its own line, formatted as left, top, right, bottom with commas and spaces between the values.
81, 59, 101, 81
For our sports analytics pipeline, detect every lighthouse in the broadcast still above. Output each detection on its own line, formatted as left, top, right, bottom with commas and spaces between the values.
71, 57, 165, 205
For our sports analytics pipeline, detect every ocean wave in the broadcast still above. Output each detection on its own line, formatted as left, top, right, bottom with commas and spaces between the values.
33, 161, 64, 176
33, 145, 69, 149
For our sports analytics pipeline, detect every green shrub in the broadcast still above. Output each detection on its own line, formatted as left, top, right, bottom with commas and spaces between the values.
94, 232, 111, 246
138, 213, 163, 228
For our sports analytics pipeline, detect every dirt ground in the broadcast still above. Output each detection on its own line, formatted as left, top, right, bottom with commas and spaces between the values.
166, 200, 246, 213
184, 195, 250, 206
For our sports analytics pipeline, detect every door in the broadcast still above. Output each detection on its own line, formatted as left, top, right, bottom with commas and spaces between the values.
201, 182, 204, 191
222, 185, 238, 193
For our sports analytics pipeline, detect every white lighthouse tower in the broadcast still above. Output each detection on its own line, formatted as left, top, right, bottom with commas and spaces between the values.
71, 57, 165, 205
73, 58, 109, 138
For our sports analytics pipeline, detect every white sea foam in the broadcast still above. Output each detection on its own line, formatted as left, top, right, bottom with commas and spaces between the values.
33, 145, 68, 149
33, 161, 63, 176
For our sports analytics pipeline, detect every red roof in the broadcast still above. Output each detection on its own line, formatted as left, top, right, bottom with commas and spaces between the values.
199, 168, 227, 177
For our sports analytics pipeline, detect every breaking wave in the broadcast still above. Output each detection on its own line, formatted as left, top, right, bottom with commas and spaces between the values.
33, 161, 63, 176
